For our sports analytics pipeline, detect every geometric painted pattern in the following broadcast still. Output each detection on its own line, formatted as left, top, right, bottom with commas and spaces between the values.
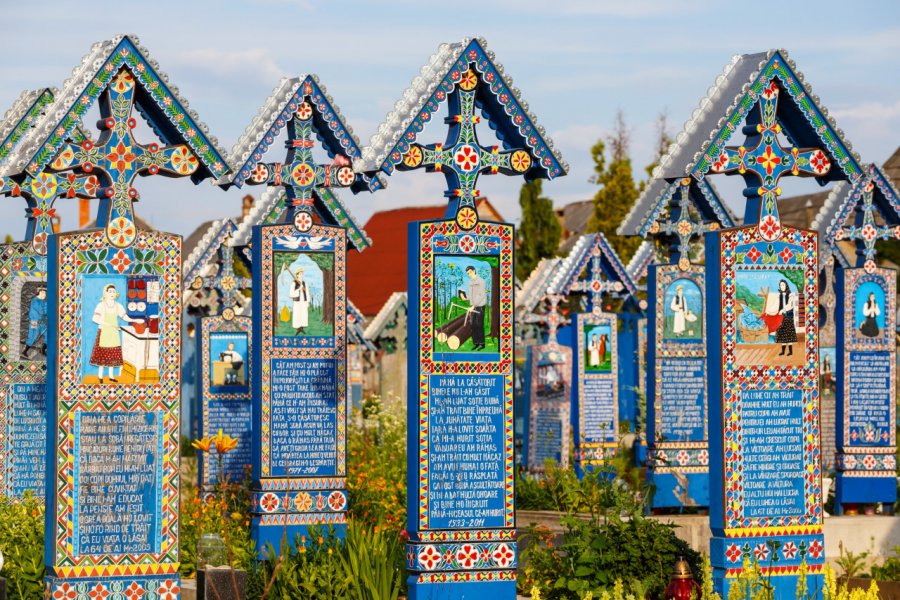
252, 223, 348, 544
649, 264, 708, 474
716, 224, 822, 533
0, 241, 48, 498
837, 267, 897, 478
414, 220, 515, 532
574, 311, 619, 469
48, 230, 181, 578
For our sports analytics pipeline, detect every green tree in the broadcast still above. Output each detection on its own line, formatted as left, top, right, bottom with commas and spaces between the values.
516, 179, 561, 280
3, 234, 13, 244
586, 111, 643, 262
587, 111, 672, 264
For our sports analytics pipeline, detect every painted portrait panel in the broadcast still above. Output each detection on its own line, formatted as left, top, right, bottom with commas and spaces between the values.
208, 331, 249, 393
855, 281, 886, 340
432, 254, 499, 354
273, 250, 334, 338
79, 274, 162, 384
663, 278, 703, 341
19, 281, 48, 361
583, 323, 612, 373
733, 269, 805, 367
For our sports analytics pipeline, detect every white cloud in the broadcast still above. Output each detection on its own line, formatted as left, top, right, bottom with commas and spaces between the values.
173, 48, 286, 85
494, 0, 703, 17
830, 100, 900, 123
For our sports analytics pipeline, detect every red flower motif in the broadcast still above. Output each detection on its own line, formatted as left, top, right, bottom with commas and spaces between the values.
110, 250, 132, 274
712, 151, 731, 172
725, 543, 742, 563
492, 543, 514, 567
53, 583, 77, 600
753, 543, 769, 561
250, 163, 269, 183
759, 215, 781, 241
808, 540, 824, 559
757, 145, 783, 176
782, 542, 798, 560
124, 582, 145, 600
778, 247, 794, 263
89, 583, 110, 599
157, 580, 180, 600
455, 544, 479, 569
418, 545, 442, 570
746, 246, 763, 263
809, 150, 830, 174
458, 235, 477, 254
106, 141, 137, 174
454, 145, 480, 172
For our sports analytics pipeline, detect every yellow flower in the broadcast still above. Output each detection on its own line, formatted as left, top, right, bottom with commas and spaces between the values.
192, 437, 213, 452
212, 429, 239, 454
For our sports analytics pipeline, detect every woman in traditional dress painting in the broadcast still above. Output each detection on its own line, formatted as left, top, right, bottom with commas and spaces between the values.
775, 279, 798, 356
90, 283, 139, 383
289, 268, 310, 335
588, 333, 600, 367
670, 285, 686, 336
860, 292, 881, 338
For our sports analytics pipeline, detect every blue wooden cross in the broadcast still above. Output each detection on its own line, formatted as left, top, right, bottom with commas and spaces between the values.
189, 238, 253, 321
837, 178, 900, 272
243, 83, 357, 233
649, 178, 720, 270
397, 67, 535, 229
569, 254, 623, 313
46, 69, 201, 248
0, 170, 98, 254
710, 81, 832, 239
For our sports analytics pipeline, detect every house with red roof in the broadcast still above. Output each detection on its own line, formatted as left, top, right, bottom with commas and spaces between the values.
347, 198, 504, 316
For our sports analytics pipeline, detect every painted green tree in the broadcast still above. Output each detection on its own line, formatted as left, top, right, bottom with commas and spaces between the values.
516, 179, 560, 281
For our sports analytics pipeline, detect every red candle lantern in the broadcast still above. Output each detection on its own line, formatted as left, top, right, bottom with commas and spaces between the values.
664, 557, 701, 600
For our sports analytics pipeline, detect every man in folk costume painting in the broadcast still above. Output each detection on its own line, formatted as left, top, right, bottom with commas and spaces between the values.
466, 265, 487, 350
90, 283, 140, 383
670, 285, 687, 337
289, 268, 310, 334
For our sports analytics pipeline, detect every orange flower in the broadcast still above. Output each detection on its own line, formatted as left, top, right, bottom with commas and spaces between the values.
192, 436, 213, 452
212, 429, 239, 454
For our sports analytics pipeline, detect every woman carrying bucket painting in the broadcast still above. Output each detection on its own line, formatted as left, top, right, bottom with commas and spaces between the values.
90, 283, 140, 383
774, 279, 798, 356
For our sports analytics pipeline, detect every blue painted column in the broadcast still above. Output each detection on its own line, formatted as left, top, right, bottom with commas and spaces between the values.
834, 266, 897, 511
250, 223, 349, 555
406, 219, 517, 599
646, 264, 709, 510
706, 224, 824, 598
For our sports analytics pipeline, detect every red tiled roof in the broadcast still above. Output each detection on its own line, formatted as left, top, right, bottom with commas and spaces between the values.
348, 198, 502, 316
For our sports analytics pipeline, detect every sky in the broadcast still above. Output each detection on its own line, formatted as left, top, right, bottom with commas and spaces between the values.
0, 0, 898, 241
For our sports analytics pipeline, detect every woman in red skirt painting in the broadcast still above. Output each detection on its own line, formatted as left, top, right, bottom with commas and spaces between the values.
90, 283, 140, 383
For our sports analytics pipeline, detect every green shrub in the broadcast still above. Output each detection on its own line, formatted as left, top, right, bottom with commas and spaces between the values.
0, 491, 45, 599
245, 522, 405, 600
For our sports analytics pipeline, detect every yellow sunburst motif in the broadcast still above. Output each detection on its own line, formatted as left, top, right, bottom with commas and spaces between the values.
456, 206, 478, 230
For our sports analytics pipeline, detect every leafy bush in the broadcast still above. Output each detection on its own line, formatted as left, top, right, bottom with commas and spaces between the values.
347, 395, 406, 532
179, 465, 255, 578
0, 491, 45, 599
520, 459, 699, 599
245, 523, 405, 600
247, 528, 352, 600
